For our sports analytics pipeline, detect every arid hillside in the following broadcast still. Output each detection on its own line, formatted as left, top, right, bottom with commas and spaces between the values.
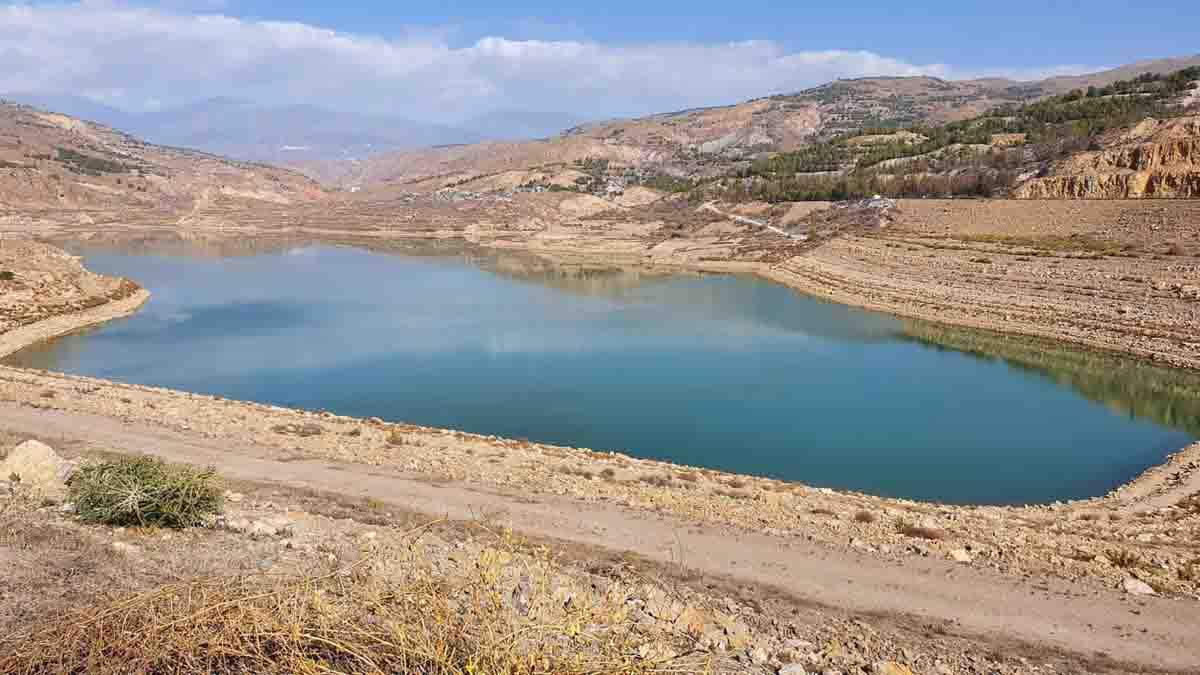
0, 102, 327, 213
298, 55, 1200, 191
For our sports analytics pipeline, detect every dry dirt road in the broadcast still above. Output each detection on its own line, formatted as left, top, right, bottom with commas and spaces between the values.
2, 401, 1198, 673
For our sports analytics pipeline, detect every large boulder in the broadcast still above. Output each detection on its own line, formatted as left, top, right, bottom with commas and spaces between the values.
0, 440, 72, 499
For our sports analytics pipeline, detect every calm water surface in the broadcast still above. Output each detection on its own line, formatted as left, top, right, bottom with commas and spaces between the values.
7, 241, 1197, 505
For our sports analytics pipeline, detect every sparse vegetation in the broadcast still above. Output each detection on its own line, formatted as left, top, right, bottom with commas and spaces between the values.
54, 146, 129, 176
272, 422, 324, 437
558, 465, 595, 480
895, 519, 947, 540
0, 549, 676, 675
638, 473, 673, 488
69, 456, 223, 529
854, 510, 877, 524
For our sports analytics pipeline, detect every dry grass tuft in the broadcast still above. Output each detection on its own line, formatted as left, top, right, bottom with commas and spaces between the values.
271, 422, 324, 438
558, 466, 594, 480
895, 520, 947, 541
853, 510, 877, 524
638, 474, 673, 488
0, 532, 708, 675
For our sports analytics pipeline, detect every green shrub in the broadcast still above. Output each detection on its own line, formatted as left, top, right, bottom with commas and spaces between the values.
0, 271, 14, 281
69, 456, 223, 528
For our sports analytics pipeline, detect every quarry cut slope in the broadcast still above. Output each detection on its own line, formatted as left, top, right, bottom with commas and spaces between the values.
1015, 115, 1200, 198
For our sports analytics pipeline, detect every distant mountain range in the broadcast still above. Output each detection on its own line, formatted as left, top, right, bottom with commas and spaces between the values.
294, 54, 1200, 189
0, 94, 585, 163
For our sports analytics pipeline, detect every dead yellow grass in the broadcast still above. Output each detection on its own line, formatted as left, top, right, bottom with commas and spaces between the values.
0, 522, 720, 675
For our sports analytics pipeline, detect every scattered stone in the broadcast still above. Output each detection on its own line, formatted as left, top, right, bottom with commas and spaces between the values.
748, 645, 769, 664
635, 641, 678, 662
779, 665, 809, 675
246, 521, 277, 538
225, 517, 251, 533
110, 541, 139, 556
949, 548, 973, 564
0, 440, 72, 499
873, 662, 916, 675
1122, 577, 1157, 596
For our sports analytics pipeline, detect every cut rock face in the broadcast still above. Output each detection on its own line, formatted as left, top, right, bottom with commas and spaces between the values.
0, 440, 72, 499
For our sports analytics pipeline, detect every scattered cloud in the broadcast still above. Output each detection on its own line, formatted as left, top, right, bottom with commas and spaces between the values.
0, 2, 1099, 120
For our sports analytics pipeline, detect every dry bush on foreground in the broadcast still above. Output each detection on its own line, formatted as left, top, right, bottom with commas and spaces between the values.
0, 532, 721, 675
70, 456, 223, 529
895, 520, 947, 541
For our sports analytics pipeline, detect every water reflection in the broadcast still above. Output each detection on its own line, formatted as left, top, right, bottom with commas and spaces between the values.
899, 322, 1200, 436
5, 236, 1194, 505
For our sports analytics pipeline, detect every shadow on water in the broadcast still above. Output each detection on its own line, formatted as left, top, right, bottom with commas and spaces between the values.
898, 321, 1200, 437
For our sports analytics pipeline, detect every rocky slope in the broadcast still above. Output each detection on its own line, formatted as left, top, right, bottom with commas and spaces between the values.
1015, 115, 1200, 198
0, 240, 138, 335
0, 102, 327, 213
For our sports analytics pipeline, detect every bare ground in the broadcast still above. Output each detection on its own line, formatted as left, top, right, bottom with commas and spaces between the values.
1, 397, 1199, 672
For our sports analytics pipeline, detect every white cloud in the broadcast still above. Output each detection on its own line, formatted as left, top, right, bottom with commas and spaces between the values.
0, 2, 1097, 120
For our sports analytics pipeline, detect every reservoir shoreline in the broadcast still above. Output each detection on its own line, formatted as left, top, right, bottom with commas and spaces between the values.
2, 236, 1200, 603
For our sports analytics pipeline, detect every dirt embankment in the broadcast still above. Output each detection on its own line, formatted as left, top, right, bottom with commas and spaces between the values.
0, 239, 149, 357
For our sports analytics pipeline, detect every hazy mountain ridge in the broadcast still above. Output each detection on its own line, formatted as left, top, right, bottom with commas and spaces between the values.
0, 95, 588, 164
299, 55, 1200, 191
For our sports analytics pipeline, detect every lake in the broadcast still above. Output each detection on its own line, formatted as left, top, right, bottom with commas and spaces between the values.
6, 239, 1196, 505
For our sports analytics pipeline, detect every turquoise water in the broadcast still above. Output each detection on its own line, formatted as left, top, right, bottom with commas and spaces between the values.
6, 242, 1196, 505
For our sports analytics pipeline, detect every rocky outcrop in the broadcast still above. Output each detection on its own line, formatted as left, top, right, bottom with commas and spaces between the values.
1015, 116, 1200, 198
0, 440, 72, 499
0, 240, 151, 357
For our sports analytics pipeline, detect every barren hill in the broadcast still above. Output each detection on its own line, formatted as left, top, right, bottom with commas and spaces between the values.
0, 102, 327, 213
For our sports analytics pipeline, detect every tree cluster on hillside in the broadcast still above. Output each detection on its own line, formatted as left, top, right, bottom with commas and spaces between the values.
714, 66, 1200, 203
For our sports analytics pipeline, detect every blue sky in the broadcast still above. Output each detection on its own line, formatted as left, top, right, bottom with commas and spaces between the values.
191, 0, 1198, 69
2, 1, 1196, 120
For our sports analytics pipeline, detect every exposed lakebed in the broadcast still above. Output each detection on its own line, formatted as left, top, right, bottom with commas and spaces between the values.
7, 239, 1197, 505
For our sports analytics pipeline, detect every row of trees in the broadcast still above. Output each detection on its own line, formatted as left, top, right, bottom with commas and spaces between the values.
717, 169, 1019, 203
